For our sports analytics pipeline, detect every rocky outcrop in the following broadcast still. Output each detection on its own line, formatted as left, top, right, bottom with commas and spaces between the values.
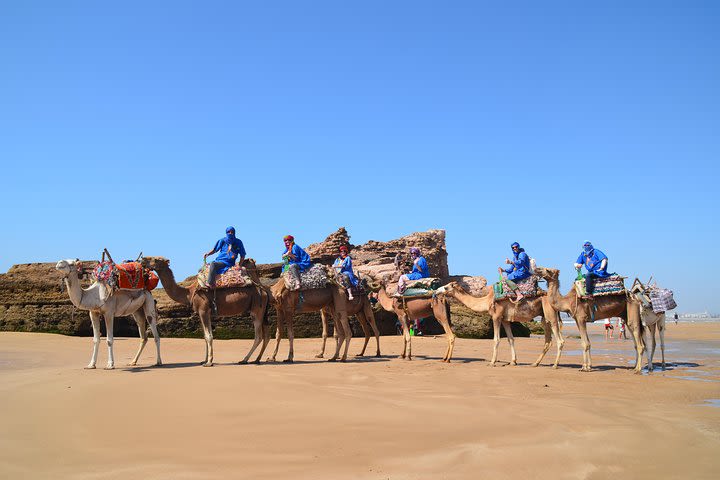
0, 229, 530, 339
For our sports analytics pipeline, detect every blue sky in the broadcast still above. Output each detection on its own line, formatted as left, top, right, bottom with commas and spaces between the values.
1, 1, 718, 312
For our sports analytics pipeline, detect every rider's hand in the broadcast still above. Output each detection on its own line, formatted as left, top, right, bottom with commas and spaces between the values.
505, 258, 512, 264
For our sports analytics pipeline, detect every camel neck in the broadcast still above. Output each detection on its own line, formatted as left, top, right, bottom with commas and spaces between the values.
376, 288, 395, 312
64, 273, 84, 308
451, 288, 491, 313
156, 265, 191, 305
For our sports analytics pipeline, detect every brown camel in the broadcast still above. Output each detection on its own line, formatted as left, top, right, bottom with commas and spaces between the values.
141, 256, 271, 366
268, 278, 355, 363
315, 292, 381, 359
367, 279, 455, 362
439, 282, 564, 367
533, 266, 644, 373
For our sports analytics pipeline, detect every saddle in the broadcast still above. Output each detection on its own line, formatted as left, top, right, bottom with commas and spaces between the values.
282, 264, 330, 291
494, 275, 540, 300
196, 263, 253, 289
575, 274, 626, 297
93, 261, 159, 291
630, 278, 676, 313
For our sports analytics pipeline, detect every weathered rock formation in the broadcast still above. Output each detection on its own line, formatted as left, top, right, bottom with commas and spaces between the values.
0, 229, 530, 339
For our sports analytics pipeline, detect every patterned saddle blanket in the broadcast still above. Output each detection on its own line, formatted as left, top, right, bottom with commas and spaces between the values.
282, 264, 329, 291
93, 261, 159, 291
576, 274, 626, 297
196, 264, 253, 289
404, 277, 441, 291
494, 275, 540, 300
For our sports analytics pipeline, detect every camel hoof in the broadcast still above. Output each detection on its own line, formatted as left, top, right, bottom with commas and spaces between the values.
552, 365, 559, 370
104, 366, 115, 370
355, 353, 364, 357
84, 365, 96, 370
282, 358, 294, 363
405, 357, 412, 361
531, 362, 539, 367
252, 359, 261, 364
154, 362, 163, 367
266, 357, 277, 363
315, 354, 324, 359
238, 360, 248, 365
203, 362, 213, 367
126, 362, 137, 366
327, 357, 338, 362
510, 361, 518, 366
375, 353, 381, 357
340, 358, 347, 362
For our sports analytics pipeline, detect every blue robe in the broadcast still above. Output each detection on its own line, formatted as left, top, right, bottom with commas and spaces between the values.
334, 256, 358, 286
504, 249, 531, 281
406, 256, 430, 280
211, 237, 246, 274
283, 244, 312, 272
576, 248, 610, 278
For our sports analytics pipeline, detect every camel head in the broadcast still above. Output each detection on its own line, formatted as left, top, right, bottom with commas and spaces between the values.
436, 281, 461, 296
533, 266, 559, 282
55, 258, 82, 278
140, 256, 170, 271
359, 274, 382, 293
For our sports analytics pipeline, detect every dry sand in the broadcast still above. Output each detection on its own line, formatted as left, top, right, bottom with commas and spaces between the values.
1, 322, 719, 479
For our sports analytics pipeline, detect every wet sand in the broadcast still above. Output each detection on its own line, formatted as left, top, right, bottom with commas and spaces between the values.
1, 322, 719, 479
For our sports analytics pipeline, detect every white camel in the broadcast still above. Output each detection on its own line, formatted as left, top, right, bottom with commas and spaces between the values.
640, 306, 666, 372
55, 259, 162, 369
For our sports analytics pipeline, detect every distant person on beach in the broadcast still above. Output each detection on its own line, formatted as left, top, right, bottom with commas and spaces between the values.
604, 318, 614, 339
497, 242, 532, 300
203, 226, 246, 288
574, 241, 610, 296
397, 247, 429, 294
616, 318, 627, 339
674, 313, 679, 325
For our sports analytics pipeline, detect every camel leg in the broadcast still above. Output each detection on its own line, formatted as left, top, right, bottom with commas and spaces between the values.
316, 309, 330, 358
198, 307, 214, 367
104, 313, 115, 370
489, 316, 501, 366
284, 314, 295, 363
240, 306, 264, 364
550, 313, 565, 369
576, 320, 592, 372
531, 319, 552, 367
627, 307, 644, 374
355, 312, 371, 357
365, 303, 381, 357
648, 324, 657, 372
659, 319, 666, 370
86, 311, 102, 369
268, 309, 285, 362
397, 313, 411, 360
503, 321, 517, 366
337, 312, 352, 362
433, 300, 455, 362
145, 299, 162, 366
328, 312, 343, 362
128, 310, 148, 366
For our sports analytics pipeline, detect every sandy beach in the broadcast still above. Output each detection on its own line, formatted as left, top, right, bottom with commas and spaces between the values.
1, 322, 719, 479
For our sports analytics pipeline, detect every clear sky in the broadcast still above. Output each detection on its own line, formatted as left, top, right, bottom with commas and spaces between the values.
1, 1, 718, 313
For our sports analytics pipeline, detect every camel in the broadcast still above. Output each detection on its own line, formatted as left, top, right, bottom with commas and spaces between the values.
438, 281, 564, 367
315, 292, 381, 359
55, 259, 161, 369
268, 277, 355, 363
366, 278, 455, 362
534, 266, 645, 373
639, 307, 666, 372
141, 256, 270, 367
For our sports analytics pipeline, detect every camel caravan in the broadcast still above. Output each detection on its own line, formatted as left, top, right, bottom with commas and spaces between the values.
56, 229, 677, 373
